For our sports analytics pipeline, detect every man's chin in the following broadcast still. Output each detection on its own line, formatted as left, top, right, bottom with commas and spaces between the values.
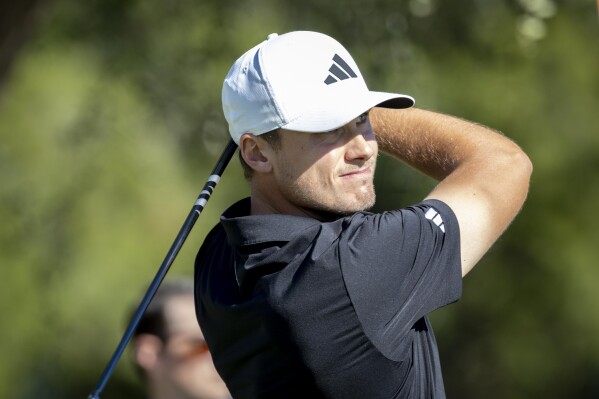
323, 198, 376, 219
353, 194, 376, 213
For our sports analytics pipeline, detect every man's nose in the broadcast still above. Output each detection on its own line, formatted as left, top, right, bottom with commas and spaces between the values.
345, 125, 376, 161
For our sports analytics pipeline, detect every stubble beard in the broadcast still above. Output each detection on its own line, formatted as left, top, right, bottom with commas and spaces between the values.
282, 178, 377, 221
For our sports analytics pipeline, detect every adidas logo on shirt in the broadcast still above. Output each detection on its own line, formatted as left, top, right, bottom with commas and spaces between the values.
324, 54, 358, 85
425, 208, 445, 233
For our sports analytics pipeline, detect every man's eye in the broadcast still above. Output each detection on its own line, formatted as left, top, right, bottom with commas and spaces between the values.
356, 112, 369, 123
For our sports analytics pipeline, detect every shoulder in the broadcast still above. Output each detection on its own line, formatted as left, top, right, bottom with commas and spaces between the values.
338, 199, 458, 242
198, 221, 227, 254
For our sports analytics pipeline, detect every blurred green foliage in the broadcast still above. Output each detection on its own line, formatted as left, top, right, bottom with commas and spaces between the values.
0, 0, 597, 398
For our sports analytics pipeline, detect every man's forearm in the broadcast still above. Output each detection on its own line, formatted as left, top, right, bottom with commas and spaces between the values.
370, 107, 519, 181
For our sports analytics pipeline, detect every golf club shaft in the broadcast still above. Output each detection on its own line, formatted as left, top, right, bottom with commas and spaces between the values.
89, 139, 238, 399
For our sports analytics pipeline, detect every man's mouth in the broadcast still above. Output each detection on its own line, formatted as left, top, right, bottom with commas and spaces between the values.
340, 166, 372, 178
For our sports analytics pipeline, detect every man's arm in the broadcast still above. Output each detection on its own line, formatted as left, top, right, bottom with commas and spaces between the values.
370, 107, 532, 277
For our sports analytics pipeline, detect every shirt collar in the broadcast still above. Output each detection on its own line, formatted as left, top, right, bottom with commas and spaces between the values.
220, 198, 321, 248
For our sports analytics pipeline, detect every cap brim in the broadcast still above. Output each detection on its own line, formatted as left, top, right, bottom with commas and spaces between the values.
281, 90, 414, 133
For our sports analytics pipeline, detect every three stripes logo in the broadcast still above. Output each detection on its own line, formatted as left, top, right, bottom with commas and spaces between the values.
424, 207, 446, 233
324, 54, 358, 85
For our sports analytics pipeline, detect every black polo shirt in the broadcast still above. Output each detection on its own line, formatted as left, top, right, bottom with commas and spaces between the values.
195, 198, 462, 399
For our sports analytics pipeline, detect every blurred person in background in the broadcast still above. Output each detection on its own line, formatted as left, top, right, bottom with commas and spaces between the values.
131, 277, 231, 399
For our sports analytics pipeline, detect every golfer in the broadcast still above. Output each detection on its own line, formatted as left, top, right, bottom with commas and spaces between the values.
194, 31, 532, 398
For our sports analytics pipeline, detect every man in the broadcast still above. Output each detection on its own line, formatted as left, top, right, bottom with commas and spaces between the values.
194, 31, 532, 398
132, 277, 231, 399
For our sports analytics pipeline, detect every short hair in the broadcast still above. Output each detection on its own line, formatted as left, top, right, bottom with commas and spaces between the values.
131, 277, 195, 342
239, 129, 281, 180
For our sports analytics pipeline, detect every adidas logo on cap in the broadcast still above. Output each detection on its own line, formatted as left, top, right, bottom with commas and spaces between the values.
324, 54, 358, 85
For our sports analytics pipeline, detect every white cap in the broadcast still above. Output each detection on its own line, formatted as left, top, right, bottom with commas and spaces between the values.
222, 31, 415, 144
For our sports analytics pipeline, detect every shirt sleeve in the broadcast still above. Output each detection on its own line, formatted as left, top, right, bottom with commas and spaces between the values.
338, 199, 462, 360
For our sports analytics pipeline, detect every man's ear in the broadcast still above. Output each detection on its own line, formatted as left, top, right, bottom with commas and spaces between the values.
133, 334, 163, 372
239, 134, 273, 174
